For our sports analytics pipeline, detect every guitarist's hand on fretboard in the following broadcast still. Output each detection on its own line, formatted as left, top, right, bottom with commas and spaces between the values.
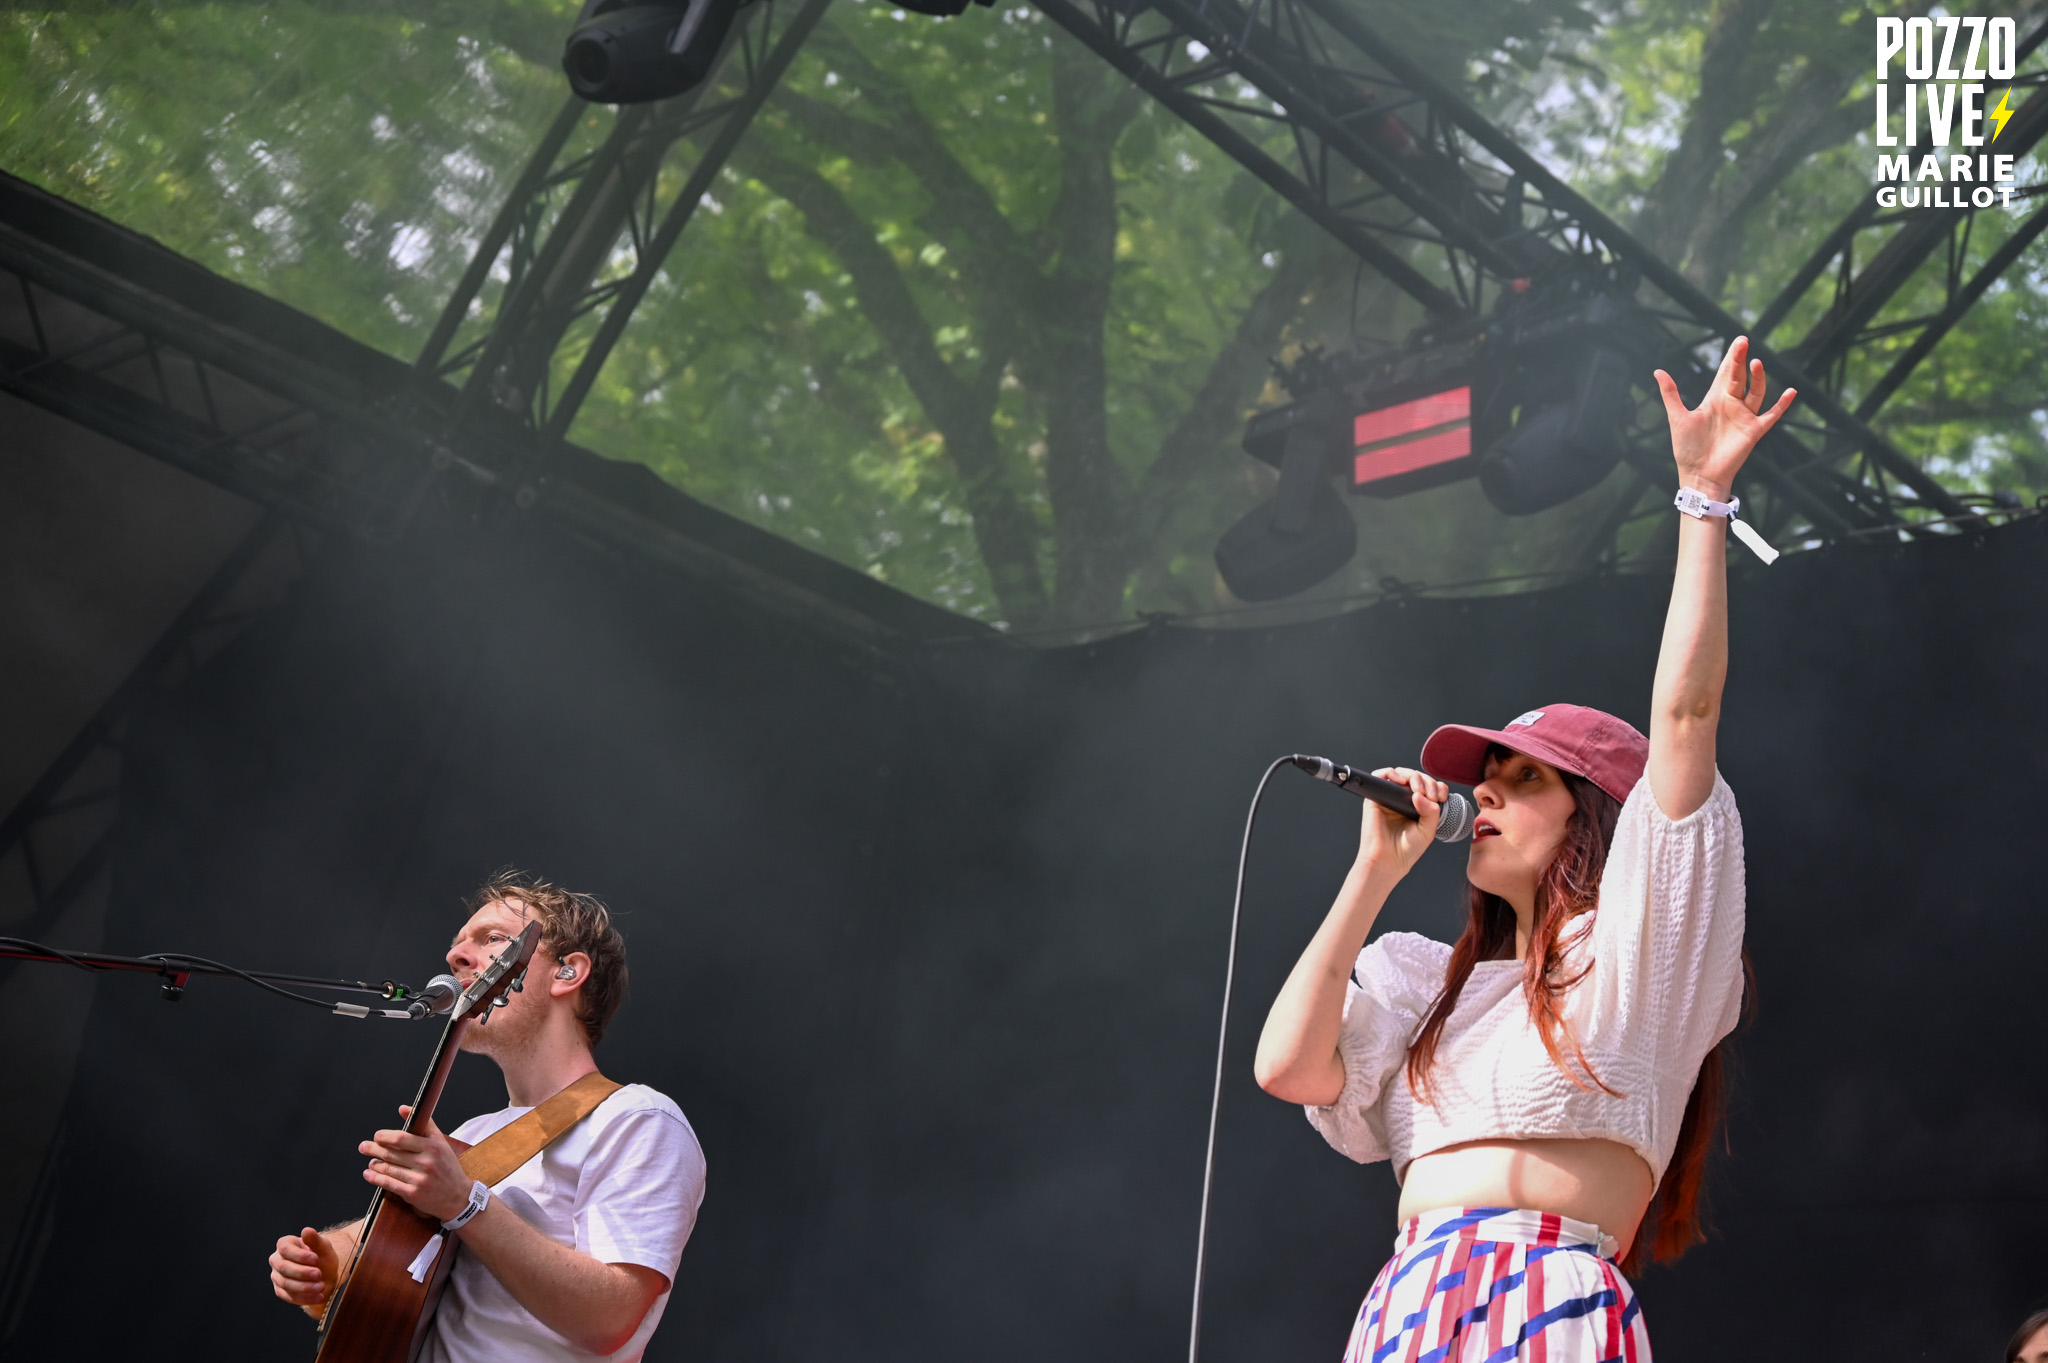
360, 1104, 474, 1223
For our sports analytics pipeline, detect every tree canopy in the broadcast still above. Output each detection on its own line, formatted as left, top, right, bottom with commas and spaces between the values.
4, 0, 2043, 633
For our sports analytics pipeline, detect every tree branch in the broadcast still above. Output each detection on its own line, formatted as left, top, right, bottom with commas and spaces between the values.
1021, 41, 1147, 621
18, 0, 574, 67
737, 144, 1051, 624
1131, 236, 1334, 564
1684, 67, 1868, 297
1880, 394, 2048, 425
768, 21, 1152, 624
783, 27, 1045, 305
1634, 0, 1777, 263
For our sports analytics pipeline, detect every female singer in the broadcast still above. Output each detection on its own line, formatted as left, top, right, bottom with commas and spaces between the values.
1253, 337, 1794, 1360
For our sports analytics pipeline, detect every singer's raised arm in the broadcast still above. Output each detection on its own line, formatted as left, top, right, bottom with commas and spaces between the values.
1647, 337, 1794, 820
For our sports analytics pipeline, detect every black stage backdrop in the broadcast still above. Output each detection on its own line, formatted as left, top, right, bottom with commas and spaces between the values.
11, 518, 2047, 1362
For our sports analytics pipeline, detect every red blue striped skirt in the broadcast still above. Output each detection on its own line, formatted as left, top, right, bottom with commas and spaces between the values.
1341, 1207, 1650, 1363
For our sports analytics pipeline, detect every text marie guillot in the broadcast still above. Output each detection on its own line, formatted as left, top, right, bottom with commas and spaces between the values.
1871, 16, 2027, 210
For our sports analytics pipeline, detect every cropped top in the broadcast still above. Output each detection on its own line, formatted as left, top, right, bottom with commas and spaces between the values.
1305, 773, 1746, 1185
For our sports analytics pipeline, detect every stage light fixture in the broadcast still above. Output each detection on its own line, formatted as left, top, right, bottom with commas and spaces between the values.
1215, 341, 1484, 602
562, 0, 746, 104
1213, 290, 1653, 601
1474, 345, 1634, 515
1215, 390, 1358, 602
893, 0, 996, 15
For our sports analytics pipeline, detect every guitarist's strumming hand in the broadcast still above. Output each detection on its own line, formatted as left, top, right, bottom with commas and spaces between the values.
360, 1103, 473, 1223
269, 1221, 351, 1313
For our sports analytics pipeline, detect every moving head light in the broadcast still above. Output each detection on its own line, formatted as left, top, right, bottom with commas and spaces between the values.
563, 0, 744, 104
1214, 388, 1359, 602
1476, 341, 1635, 515
1213, 288, 1654, 603
1463, 291, 1643, 516
562, 0, 993, 102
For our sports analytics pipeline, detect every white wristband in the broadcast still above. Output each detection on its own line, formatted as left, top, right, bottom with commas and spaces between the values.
1673, 487, 1779, 565
442, 1179, 490, 1231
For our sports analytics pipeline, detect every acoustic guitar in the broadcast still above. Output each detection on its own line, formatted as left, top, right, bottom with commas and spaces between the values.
309, 921, 540, 1363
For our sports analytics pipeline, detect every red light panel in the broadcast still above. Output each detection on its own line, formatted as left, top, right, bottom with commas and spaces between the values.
1351, 386, 1472, 487
1355, 428, 1471, 483
1352, 387, 1470, 448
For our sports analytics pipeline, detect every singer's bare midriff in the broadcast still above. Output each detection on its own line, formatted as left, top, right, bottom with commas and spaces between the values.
1398, 1137, 1655, 1256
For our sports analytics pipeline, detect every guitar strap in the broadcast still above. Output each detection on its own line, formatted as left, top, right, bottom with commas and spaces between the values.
459, 1071, 624, 1187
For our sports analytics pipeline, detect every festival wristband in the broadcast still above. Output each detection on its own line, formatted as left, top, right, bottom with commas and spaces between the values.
442, 1179, 491, 1231
1673, 486, 1779, 565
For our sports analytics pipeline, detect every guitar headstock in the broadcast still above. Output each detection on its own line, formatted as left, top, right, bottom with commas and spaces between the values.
455, 920, 541, 1022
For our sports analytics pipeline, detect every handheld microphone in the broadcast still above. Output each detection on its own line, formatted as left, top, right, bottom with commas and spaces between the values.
406, 973, 463, 1019
1285, 755, 1474, 843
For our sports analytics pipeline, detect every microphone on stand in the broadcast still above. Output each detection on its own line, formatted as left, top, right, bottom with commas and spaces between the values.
406, 974, 463, 1019
1285, 755, 1475, 843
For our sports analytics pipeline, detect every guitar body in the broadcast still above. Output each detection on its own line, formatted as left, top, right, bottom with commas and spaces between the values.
312, 1138, 472, 1363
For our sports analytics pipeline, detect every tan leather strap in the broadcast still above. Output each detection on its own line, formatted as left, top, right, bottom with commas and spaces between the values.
458, 1072, 623, 1187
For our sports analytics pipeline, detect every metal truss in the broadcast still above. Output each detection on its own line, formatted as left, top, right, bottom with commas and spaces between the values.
0, 206, 448, 545
419, 0, 831, 451
1031, 0, 2034, 544
1752, 20, 2048, 440
1851, 198, 2048, 425
0, 1116, 61, 1342
4, 0, 2039, 637
1033, 0, 1513, 322
0, 506, 309, 1326
0, 0, 850, 976
0, 170, 966, 656
0, 515, 307, 961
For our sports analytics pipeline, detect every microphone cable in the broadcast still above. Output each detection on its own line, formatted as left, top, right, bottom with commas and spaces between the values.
0, 937, 421, 1019
1187, 755, 1290, 1363
1189, 754, 1459, 1360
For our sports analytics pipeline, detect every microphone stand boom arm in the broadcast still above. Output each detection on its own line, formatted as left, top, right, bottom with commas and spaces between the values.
0, 937, 420, 1015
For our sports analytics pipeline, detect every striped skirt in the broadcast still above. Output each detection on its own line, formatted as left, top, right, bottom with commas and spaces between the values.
1341, 1207, 1650, 1363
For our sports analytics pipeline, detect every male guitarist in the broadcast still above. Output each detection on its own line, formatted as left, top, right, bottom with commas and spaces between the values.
267, 872, 707, 1360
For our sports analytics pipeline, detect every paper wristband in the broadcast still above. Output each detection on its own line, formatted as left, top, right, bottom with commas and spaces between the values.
406, 1233, 444, 1284
442, 1179, 491, 1231
1673, 487, 1780, 565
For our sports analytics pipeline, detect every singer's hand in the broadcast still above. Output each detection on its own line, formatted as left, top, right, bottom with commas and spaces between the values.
1653, 336, 1795, 500
1355, 767, 1447, 876
1258, 764, 1447, 1108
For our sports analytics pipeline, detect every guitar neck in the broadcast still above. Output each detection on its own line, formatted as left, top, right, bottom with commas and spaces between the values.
403, 1012, 471, 1136
315, 1008, 471, 1345
314, 923, 536, 1355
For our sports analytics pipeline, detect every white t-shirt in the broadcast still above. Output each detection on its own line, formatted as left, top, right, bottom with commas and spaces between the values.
422, 1083, 707, 1363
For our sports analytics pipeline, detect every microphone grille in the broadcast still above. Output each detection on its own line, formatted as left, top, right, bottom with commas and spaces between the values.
408, 973, 464, 1018
1433, 793, 1475, 844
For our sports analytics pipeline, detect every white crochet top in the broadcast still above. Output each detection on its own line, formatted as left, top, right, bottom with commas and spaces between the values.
1306, 773, 1746, 1185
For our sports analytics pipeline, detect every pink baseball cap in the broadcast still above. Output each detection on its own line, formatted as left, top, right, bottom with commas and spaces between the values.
1420, 703, 1647, 804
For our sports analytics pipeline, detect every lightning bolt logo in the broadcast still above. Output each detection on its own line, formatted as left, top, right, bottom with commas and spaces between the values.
1991, 87, 2015, 143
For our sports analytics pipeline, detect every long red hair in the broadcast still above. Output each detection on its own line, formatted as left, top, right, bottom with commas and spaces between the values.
1403, 757, 1738, 1275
